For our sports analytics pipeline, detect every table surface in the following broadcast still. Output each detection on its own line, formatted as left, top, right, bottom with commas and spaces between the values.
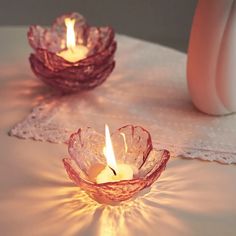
0, 27, 236, 236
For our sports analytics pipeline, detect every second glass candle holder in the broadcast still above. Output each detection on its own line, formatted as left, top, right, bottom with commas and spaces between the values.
28, 12, 117, 93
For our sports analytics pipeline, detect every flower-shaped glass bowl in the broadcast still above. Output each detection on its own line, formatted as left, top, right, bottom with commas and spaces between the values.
28, 12, 116, 93
63, 125, 170, 203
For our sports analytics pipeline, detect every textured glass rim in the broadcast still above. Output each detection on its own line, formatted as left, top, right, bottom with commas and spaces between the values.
29, 41, 117, 69
64, 125, 170, 187
63, 149, 170, 187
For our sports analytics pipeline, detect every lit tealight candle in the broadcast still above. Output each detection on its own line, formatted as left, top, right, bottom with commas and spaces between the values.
90, 124, 133, 184
96, 164, 133, 184
57, 18, 88, 62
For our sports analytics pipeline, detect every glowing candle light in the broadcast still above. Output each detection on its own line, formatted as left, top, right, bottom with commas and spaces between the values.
57, 18, 88, 62
95, 124, 134, 184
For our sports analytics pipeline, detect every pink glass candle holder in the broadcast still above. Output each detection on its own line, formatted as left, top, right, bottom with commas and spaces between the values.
28, 12, 116, 93
63, 125, 170, 204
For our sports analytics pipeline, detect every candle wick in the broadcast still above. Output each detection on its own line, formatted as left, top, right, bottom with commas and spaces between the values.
69, 47, 75, 53
109, 166, 117, 176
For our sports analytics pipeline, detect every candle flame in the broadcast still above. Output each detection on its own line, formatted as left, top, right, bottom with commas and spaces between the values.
65, 18, 76, 50
103, 124, 117, 172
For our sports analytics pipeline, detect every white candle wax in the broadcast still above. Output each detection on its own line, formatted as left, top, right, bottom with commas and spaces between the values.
96, 163, 133, 184
57, 45, 88, 63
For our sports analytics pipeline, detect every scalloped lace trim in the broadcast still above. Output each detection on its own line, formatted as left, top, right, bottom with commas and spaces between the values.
9, 94, 236, 165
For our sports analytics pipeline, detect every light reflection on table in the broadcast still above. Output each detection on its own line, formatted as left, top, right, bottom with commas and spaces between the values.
0, 155, 209, 236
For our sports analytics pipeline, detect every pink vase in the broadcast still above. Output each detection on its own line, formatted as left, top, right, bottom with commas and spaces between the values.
187, 0, 236, 115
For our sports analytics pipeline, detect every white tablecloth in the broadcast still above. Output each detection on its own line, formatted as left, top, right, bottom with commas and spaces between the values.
0, 27, 236, 236
9, 29, 236, 164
